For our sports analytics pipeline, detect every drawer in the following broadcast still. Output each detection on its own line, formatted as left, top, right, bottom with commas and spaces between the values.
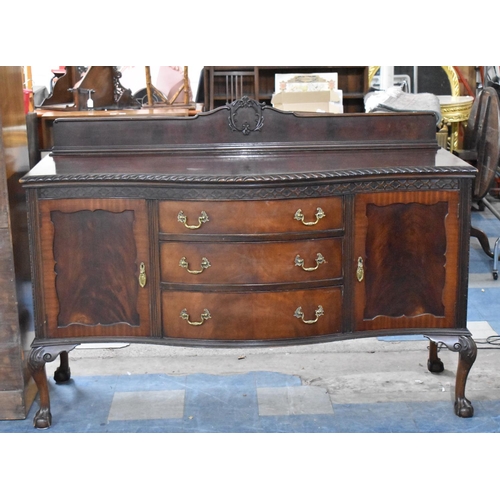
162, 287, 342, 341
159, 197, 343, 235
160, 238, 343, 284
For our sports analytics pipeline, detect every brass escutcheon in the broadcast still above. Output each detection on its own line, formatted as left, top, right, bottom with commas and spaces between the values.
356, 257, 364, 282
180, 308, 211, 326
294, 253, 327, 271
138, 262, 147, 288
177, 210, 209, 230
294, 305, 324, 324
179, 257, 211, 274
294, 207, 325, 226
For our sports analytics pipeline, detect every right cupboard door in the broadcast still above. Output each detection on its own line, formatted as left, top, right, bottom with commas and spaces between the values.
353, 190, 461, 332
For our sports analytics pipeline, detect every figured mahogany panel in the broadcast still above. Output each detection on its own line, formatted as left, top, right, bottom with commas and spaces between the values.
354, 191, 460, 331
162, 287, 343, 341
160, 238, 342, 285
51, 209, 139, 326
364, 201, 448, 318
159, 197, 343, 235
39, 199, 151, 338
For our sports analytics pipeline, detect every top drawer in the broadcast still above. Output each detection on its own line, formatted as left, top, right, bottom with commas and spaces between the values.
159, 197, 343, 235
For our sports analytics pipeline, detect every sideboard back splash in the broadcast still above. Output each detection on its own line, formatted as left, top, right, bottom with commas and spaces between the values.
50, 98, 439, 156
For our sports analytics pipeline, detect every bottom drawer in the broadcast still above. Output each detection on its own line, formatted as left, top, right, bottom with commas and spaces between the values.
162, 287, 342, 341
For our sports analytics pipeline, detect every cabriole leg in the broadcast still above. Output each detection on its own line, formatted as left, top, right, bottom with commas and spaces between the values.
454, 336, 477, 417
28, 345, 79, 429
28, 348, 51, 429
425, 335, 477, 418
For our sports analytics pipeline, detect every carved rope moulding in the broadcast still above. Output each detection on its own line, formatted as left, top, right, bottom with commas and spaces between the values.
24, 166, 468, 186
37, 177, 460, 201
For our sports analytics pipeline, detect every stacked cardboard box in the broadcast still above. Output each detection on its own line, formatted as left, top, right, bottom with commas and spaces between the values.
271, 73, 343, 113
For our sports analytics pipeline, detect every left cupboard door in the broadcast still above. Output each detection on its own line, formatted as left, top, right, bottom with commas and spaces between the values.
37, 198, 152, 339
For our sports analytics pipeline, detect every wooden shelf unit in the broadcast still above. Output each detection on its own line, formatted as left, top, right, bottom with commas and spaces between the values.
203, 66, 369, 112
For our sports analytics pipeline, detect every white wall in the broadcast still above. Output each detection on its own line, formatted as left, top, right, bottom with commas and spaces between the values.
30, 65, 60, 90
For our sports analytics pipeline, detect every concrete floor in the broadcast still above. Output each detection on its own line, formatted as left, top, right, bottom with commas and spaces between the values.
1, 321, 498, 433
51, 328, 500, 407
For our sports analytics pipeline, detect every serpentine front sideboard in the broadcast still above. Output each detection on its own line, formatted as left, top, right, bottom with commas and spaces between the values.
21, 97, 478, 429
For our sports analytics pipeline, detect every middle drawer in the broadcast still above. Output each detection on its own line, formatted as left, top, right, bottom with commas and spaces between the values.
160, 238, 343, 285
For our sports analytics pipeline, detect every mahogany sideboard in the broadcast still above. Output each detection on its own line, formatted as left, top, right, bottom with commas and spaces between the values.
21, 97, 478, 429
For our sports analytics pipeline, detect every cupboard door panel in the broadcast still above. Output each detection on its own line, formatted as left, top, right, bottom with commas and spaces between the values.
363, 201, 448, 319
354, 191, 460, 331
39, 199, 152, 338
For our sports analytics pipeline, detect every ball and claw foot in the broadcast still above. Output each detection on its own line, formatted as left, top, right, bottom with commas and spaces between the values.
455, 397, 474, 418
33, 408, 52, 429
427, 358, 444, 373
54, 366, 71, 384
53, 350, 71, 383
29, 345, 77, 429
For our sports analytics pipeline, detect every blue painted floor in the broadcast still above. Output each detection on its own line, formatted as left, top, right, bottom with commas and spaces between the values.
2, 370, 500, 433
2, 202, 500, 434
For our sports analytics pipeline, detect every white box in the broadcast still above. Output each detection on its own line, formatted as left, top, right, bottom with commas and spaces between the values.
271, 89, 343, 113
274, 73, 338, 93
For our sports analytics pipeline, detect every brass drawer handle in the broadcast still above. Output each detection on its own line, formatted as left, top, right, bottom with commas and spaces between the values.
179, 257, 211, 274
177, 210, 209, 229
294, 207, 325, 226
356, 256, 364, 282
295, 253, 326, 271
294, 305, 324, 324
138, 262, 147, 288
180, 308, 211, 326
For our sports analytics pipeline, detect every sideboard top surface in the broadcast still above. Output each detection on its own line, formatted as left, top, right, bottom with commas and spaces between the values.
23, 147, 475, 184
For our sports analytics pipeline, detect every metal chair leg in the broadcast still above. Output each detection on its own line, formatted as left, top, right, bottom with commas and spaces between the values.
493, 237, 499, 280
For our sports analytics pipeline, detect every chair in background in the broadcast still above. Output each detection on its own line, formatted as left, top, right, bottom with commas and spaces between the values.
208, 69, 257, 110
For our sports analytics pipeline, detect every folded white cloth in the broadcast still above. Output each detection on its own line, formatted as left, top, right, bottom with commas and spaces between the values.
364, 86, 442, 126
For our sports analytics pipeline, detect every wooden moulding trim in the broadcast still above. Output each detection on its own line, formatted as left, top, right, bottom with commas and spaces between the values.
29, 328, 471, 350
159, 279, 344, 293
20, 166, 476, 186
50, 140, 440, 156
30, 178, 465, 204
